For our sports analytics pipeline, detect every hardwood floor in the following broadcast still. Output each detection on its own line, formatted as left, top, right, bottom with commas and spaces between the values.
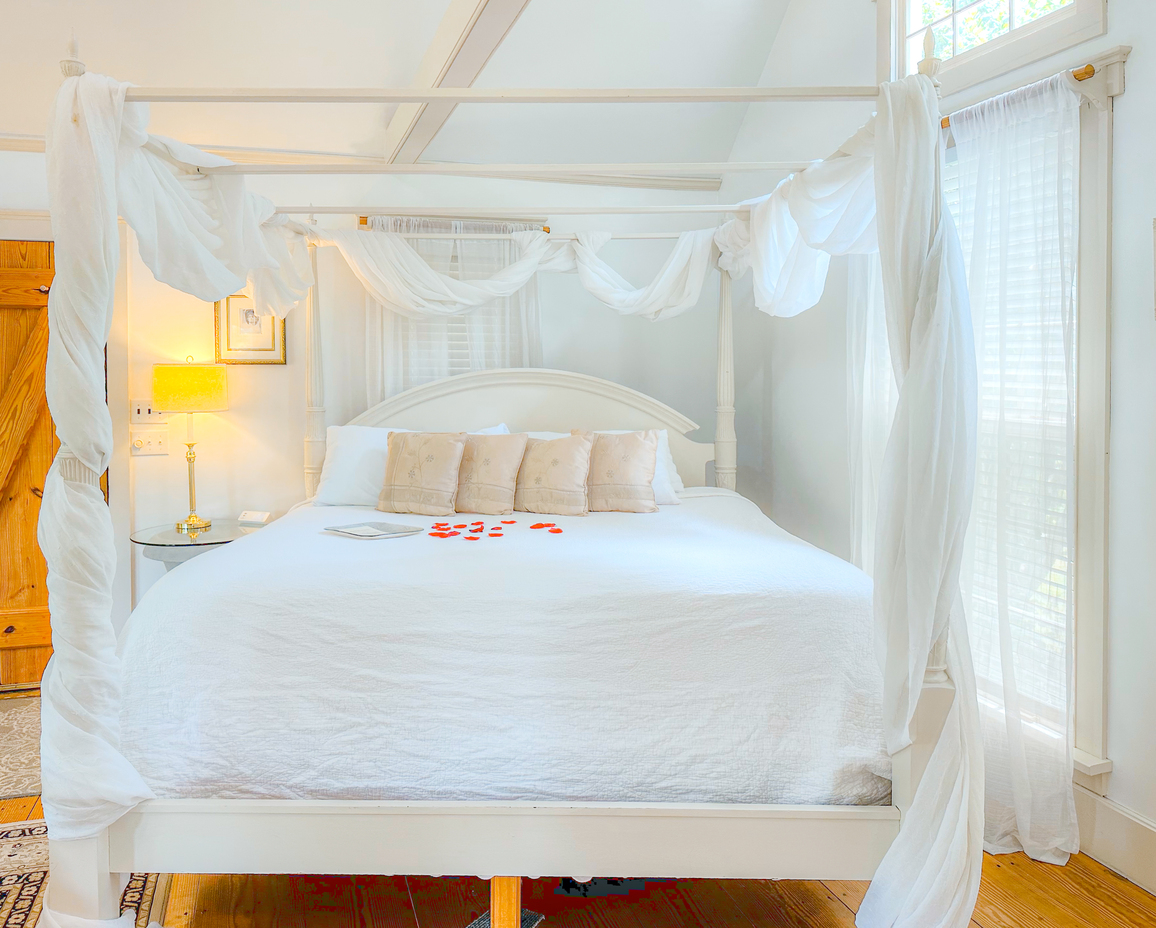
4, 799, 1154, 927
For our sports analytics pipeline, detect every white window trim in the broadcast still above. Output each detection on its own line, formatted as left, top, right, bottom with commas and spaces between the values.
899, 0, 1106, 97
1069, 45, 1129, 797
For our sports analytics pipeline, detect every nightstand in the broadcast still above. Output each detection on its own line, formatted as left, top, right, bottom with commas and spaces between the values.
130, 520, 259, 571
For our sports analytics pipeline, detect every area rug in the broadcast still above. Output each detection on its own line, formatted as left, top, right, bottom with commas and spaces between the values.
0, 821, 160, 928
0, 699, 40, 800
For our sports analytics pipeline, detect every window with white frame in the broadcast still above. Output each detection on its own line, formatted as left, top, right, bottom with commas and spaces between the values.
901, 0, 1106, 95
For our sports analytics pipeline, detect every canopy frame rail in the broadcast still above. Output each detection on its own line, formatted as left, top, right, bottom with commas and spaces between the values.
120, 86, 883, 104
200, 162, 814, 177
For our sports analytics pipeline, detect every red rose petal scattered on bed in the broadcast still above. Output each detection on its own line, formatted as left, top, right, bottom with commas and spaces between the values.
488, 532, 503, 537
501, 520, 516, 524
464, 535, 481, 541
428, 532, 450, 538
548, 527, 563, 533
453, 524, 467, 528
446, 531, 460, 536
531, 522, 556, 529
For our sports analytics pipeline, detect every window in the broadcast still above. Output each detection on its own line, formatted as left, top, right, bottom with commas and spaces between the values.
906, 0, 1074, 73
901, 0, 1106, 96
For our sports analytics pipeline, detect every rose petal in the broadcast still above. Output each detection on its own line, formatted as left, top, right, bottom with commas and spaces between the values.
548, 528, 563, 533
447, 531, 460, 536
453, 524, 467, 529
501, 520, 516, 525
488, 533, 503, 537
464, 536, 480, 541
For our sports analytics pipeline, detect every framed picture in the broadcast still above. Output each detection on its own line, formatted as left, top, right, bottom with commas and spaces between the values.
214, 294, 286, 365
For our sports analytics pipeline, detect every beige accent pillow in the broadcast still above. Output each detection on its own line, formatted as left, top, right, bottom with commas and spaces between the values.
456, 433, 529, 514
376, 431, 467, 516
588, 430, 660, 513
514, 430, 594, 516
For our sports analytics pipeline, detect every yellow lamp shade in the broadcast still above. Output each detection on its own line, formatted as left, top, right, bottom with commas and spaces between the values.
152, 364, 229, 413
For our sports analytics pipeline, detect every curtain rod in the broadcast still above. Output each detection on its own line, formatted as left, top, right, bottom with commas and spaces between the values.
939, 63, 1096, 128
201, 161, 811, 177
383, 232, 693, 240
121, 86, 880, 104
275, 205, 750, 217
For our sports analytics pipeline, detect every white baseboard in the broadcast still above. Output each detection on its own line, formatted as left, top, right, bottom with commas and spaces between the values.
1075, 785, 1156, 894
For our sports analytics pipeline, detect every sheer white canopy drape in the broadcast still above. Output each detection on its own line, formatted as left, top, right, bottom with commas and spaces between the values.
949, 73, 1082, 864
365, 217, 544, 401
44, 66, 980, 928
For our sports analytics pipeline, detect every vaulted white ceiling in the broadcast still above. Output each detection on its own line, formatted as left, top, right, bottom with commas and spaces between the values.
2, 0, 791, 165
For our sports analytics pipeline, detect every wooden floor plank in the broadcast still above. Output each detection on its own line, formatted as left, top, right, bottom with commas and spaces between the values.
653, 879, 757, 928
0, 795, 37, 823
721, 878, 859, 927
126, 858, 1156, 928
1065, 854, 1156, 926
974, 852, 1156, 928
819, 881, 868, 915
405, 875, 489, 928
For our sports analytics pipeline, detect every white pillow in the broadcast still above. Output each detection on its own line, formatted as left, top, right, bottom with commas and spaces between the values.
315, 423, 509, 507
522, 429, 682, 505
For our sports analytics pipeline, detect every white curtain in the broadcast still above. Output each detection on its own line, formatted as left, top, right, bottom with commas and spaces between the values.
948, 73, 1082, 864
365, 217, 543, 401
847, 253, 896, 574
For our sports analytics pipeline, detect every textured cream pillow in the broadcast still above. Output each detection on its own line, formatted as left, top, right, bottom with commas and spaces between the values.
376, 431, 467, 516
456, 433, 529, 514
588, 430, 659, 513
514, 430, 594, 516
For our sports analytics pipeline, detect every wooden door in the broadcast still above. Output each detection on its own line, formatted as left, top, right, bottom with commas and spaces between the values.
0, 241, 56, 689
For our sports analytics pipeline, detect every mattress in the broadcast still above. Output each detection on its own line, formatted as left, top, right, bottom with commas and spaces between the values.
118, 488, 891, 805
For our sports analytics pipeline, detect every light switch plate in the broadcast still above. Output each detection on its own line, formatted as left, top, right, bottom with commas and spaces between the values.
130, 427, 168, 455
131, 398, 167, 424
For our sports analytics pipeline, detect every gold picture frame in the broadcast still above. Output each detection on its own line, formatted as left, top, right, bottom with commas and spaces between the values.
214, 294, 286, 365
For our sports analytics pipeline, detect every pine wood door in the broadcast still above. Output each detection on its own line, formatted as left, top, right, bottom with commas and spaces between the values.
0, 241, 56, 688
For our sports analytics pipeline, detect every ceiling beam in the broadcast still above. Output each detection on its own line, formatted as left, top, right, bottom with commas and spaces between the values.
383, 0, 534, 164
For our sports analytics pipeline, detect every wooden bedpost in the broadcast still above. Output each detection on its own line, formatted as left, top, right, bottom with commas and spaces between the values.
304, 242, 326, 497
714, 269, 737, 490
490, 876, 522, 928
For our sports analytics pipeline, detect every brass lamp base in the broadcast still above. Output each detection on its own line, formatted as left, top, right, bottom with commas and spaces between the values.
176, 513, 211, 534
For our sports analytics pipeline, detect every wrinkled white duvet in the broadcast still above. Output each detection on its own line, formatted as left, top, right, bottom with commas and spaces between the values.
118, 488, 890, 805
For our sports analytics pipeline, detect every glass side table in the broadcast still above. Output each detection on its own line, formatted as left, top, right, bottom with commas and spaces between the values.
130, 520, 260, 571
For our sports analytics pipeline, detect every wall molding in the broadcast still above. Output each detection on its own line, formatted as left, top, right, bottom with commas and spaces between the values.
1075, 785, 1156, 895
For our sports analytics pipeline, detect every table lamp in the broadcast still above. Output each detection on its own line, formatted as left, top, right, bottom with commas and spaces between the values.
152, 360, 228, 533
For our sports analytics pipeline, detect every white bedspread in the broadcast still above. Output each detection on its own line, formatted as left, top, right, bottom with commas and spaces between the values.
118, 489, 890, 805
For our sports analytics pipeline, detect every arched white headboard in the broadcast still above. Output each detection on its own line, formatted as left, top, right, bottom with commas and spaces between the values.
301, 271, 738, 495
333, 368, 716, 487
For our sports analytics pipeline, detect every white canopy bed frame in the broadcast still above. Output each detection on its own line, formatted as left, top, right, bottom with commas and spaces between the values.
42, 27, 995, 928
55, 368, 953, 919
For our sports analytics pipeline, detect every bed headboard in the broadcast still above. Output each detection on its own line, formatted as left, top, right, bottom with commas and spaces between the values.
330, 368, 714, 487
301, 260, 737, 496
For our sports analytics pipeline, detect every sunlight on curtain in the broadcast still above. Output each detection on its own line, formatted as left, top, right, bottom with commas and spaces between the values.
847, 253, 897, 575
365, 217, 543, 402
945, 73, 1081, 863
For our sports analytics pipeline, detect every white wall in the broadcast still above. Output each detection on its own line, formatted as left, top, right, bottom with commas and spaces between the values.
718, 0, 878, 556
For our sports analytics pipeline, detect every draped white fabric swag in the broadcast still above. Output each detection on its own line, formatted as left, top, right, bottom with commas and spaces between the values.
43, 67, 981, 928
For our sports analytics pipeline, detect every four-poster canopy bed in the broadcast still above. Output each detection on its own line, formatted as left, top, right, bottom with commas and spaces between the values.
41, 30, 988, 928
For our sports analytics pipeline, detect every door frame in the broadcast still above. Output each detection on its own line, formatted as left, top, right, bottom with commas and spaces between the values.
0, 210, 134, 634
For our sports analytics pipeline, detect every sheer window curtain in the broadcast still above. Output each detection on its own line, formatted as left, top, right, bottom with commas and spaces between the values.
948, 73, 1081, 864
365, 217, 543, 403
849, 73, 1081, 862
